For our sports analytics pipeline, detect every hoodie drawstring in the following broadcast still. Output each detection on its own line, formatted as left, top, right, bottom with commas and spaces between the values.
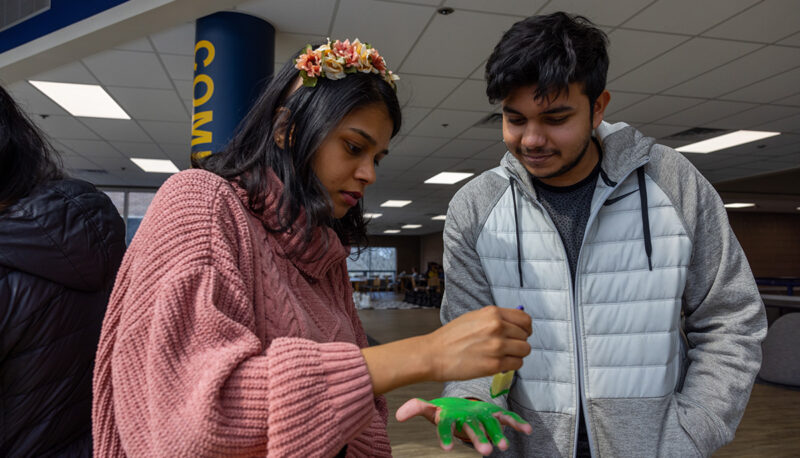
637, 166, 653, 271
510, 178, 524, 288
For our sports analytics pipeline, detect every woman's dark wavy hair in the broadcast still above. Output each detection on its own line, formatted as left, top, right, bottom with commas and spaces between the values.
198, 48, 401, 250
0, 84, 64, 212
485, 12, 609, 110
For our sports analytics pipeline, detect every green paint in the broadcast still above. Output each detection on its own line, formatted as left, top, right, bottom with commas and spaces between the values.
420, 397, 529, 447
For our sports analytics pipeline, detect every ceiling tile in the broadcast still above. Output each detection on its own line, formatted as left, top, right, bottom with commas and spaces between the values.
172, 79, 193, 111
81, 119, 152, 142
236, 0, 336, 35
468, 61, 486, 80
665, 46, 800, 98
655, 100, 759, 127
399, 107, 432, 135
636, 124, 687, 139
439, 80, 494, 112
607, 38, 761, 93
29, 61, 98, 84
114, 37, 154, 52
393, 136, 450, 157
706, 105, 800, 130
160, 53, 194, 81
378, 154, 423, 173
107, 87, 189, 122
150, 22, 195, 56
34, 115, 98, 140
62, 155, 102, 171
538, 0, 653, 27
332, 0, 434, 66
139, 120, 191, 145
623, 0, 759, 35
721, 67, 800, 104
396, 74, 462, 108
443, 0, 547, 16
459, 126, 501, 140
471, 141, 507, 161
608, 95, 703, 124
400, 11, 520, 78
111, 141, 164, 159
275, 32, 326, 61
7, 80, 68, 116
754, 113, 800, 134
778, 31, 800, 46
434, 138, 495, 158
83, 50, 173, 89
409, 109, 487, 137
58, 139, 120, 158
605, 91, 650, 116
607, 29, 688, 80
704, 0, 800, 43
780, 93, 800, 107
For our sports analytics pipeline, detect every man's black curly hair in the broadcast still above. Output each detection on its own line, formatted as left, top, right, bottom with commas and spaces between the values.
485, 12, 609, 108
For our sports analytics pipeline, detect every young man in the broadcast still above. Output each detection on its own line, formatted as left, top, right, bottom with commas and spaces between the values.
434, 12, 765, 457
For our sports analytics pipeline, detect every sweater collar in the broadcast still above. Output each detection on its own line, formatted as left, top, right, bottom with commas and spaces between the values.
231, 171, 348, 280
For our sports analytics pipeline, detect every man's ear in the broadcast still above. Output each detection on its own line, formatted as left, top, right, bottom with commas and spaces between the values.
591, 90, 611, 129
273, 107, 291, 149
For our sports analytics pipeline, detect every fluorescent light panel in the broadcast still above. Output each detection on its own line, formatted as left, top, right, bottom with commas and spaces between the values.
431, 215, 447, 221
29, 80, 130, 119
381, 200, 412, 207
364, 213, 383, 219
131, 158, 180, 174
425, 172, 474, 184
402, 224, 422, 229
383, 229, 401, 234
723, 203, 755, 209
676, 130, 780, 153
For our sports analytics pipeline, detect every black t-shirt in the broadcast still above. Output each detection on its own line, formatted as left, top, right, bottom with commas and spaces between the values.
531, 146, 601, 458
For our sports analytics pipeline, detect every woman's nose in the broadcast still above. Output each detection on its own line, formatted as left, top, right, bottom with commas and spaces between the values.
355, 157, 376, 185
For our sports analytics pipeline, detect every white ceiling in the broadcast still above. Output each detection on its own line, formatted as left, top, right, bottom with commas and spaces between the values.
3, 0, 800, 234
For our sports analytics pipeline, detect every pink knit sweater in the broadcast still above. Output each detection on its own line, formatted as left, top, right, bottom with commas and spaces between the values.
92, 169, 391, 457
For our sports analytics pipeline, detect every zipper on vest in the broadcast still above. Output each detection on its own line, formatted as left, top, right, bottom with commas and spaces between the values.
572, 159, 650, 457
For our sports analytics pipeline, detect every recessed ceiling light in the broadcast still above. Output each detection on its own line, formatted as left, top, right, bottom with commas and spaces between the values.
676, 130, 780, 153
723, 203, 755, 209
381, 200, 412, 207
29, 80, 130, 119
425, 172, 474, 185
437, 7, 454, 15
384, 229, 401, 234
431, 215, 447, 221
131, 158, 180, 174
796, 207, 800, 211
364, 213, 383, 219
402, 224, 422, 229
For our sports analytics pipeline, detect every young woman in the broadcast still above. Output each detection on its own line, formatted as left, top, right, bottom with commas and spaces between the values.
92, 40, 532, 457
0, 85, 126, 456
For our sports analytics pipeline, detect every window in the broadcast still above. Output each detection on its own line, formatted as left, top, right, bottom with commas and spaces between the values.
100, 189, 157, 245
347, 247, 397, 279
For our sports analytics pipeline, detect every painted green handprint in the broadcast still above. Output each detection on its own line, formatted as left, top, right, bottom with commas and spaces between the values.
426, 397, 529, 448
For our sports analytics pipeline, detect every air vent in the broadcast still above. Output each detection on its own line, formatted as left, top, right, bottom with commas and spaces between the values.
0, 0, 50, 32
73, 168, 109, 175
474, 112, 503, 128
663, 127, 730, 141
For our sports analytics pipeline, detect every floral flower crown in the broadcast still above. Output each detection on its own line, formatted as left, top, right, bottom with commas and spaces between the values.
294, 38, 399, 90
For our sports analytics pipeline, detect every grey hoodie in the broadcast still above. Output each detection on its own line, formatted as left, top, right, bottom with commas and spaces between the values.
440, 122, 766, 457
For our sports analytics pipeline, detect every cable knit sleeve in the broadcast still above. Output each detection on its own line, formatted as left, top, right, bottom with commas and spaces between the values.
92, 170, 376, 457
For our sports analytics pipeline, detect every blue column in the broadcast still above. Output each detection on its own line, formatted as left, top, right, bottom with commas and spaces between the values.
191, 11, 274, 161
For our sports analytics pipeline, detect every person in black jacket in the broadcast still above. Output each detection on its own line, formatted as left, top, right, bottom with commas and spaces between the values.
0, 84, 126, 456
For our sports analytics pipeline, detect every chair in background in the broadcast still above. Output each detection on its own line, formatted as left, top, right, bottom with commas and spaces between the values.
758, 312, 800, 387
